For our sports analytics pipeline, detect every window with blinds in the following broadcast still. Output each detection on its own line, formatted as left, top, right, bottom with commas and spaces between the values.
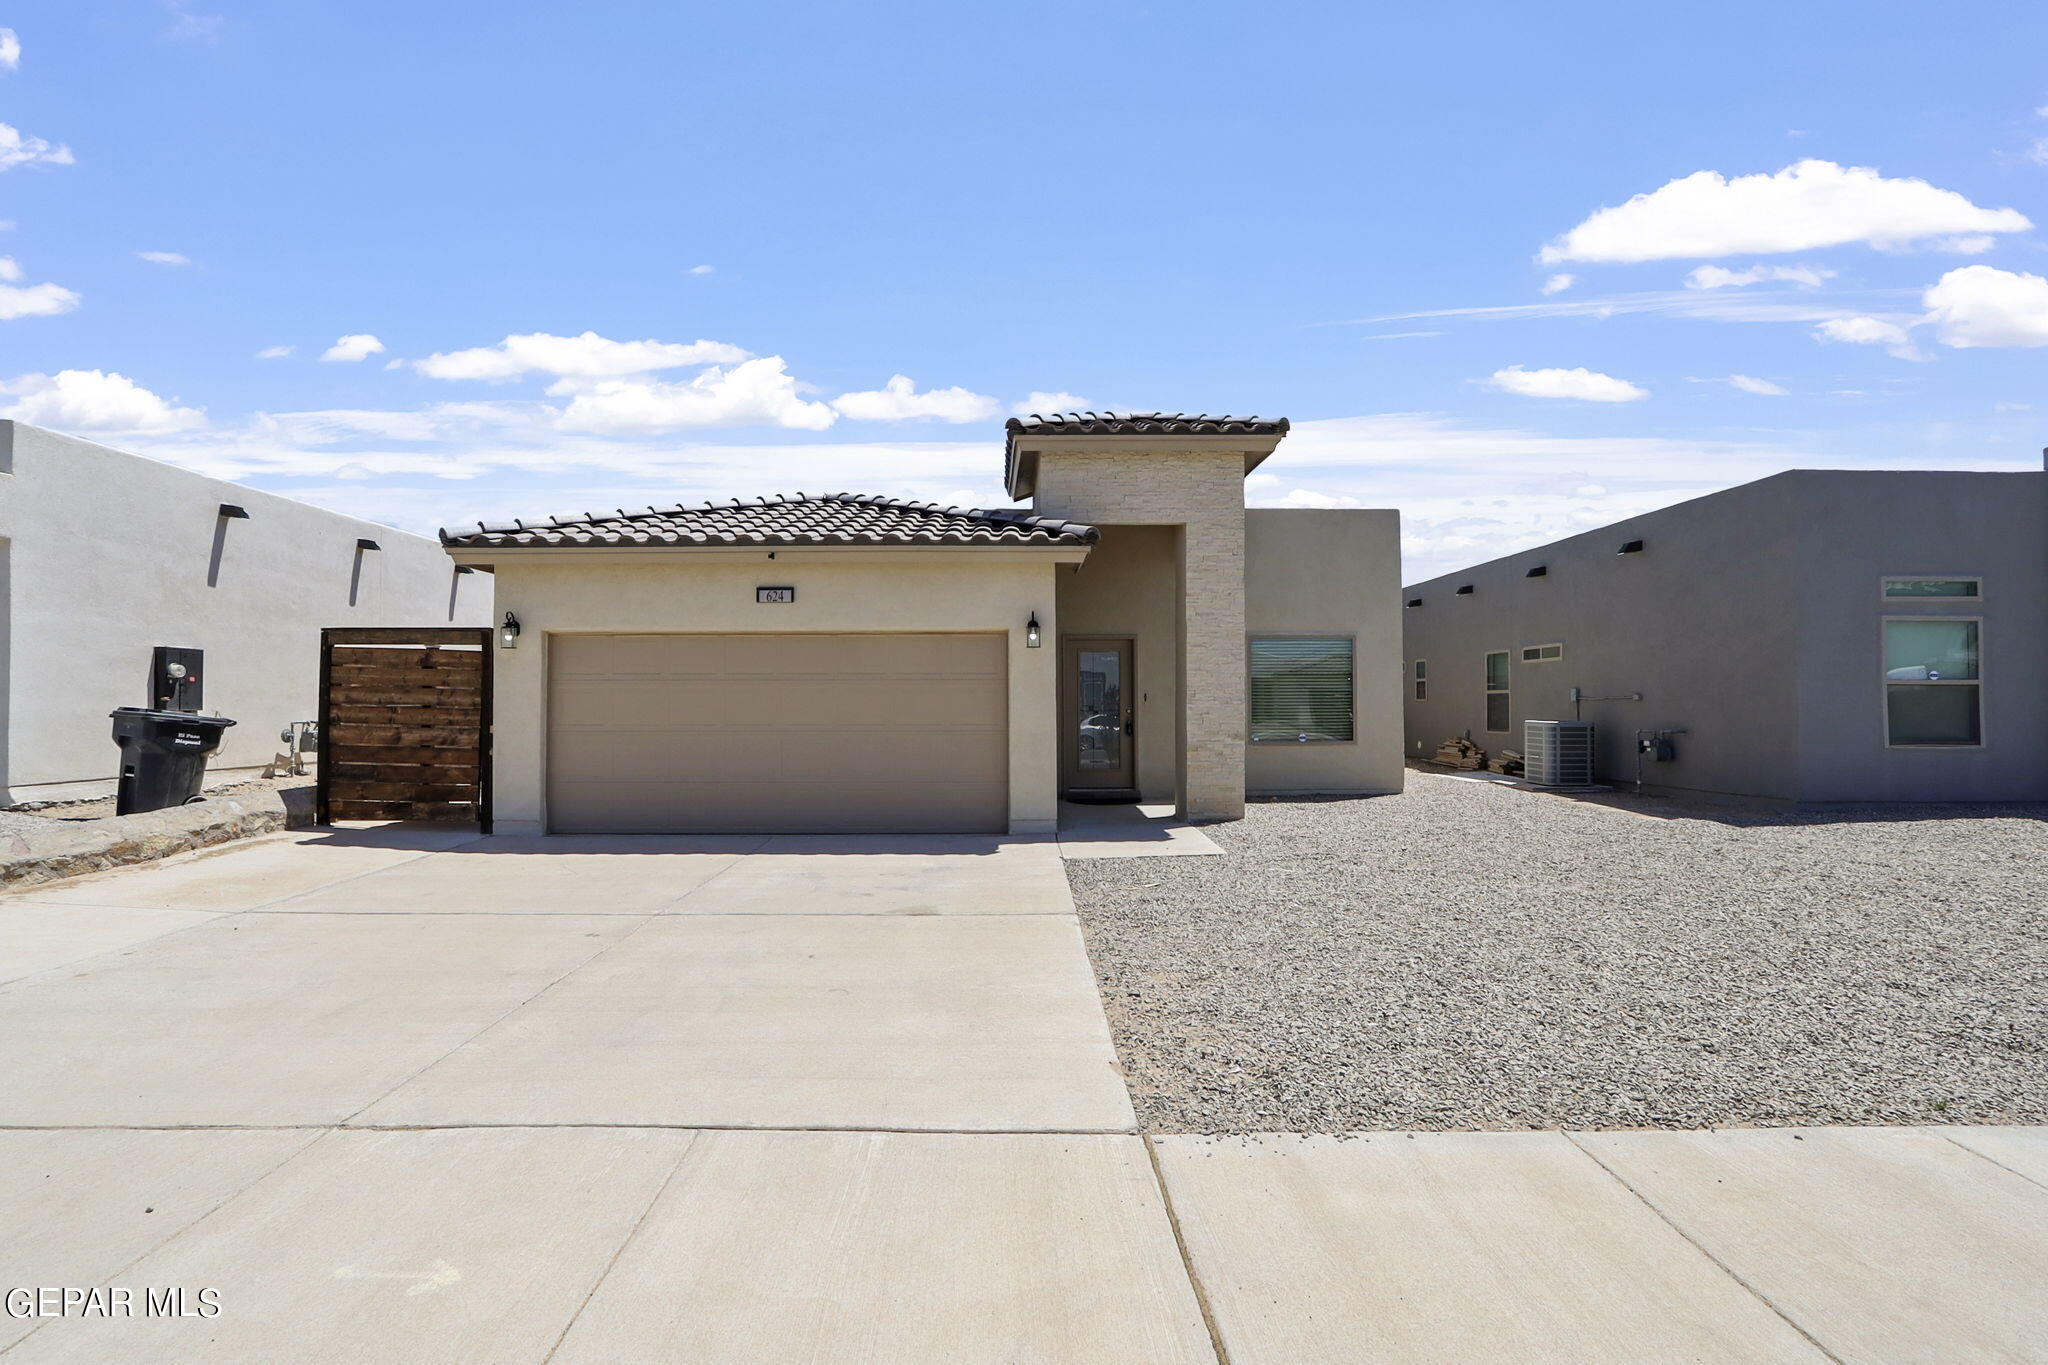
1249, 637, 1355, 742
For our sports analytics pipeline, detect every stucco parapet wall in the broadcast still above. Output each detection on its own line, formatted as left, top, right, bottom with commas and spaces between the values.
0, 784, 316, 890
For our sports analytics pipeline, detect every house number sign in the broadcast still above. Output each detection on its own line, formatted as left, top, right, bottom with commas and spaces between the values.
756, 586, 796, 603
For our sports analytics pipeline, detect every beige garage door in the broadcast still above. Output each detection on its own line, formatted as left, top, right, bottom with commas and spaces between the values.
547, 633, 1008, 834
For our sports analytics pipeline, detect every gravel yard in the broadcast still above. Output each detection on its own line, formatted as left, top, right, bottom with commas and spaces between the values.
1072, 769, 2048, 1133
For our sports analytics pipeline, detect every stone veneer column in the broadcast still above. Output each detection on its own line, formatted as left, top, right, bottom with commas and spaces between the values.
1031, 449, 1248, 821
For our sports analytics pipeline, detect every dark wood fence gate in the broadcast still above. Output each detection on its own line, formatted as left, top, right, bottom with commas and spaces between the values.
316, 627, 492, 828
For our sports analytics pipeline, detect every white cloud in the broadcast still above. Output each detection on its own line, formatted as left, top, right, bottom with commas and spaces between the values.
831, 375, 1000, 424
137, 250, 191, 266
413, 330, 748, 381
554, 357, 837, 433
254, 344, 294, 359
1483, 365, 1647, 402
0, 122, 75, 171
1539, 160, 2031, 263
1812, 314, 1923, 360
1685, 263, 1835, 290
117, 401, 2030, 585
1726, 374, 1789, 396
1994, 401, 2032, 413
1355, 288, 1903, 330
166, 4, 223, 41
1, 369, 204, 434
1921, 264, 2048, 348
689, 264, 715, 275
1540, 273, 1576, 295
1013, 391, 1088, 415
0, 29, 20, 70
1271, 489, 1365, 509
320, 334, 386, 363
0, 257, 80, 319
0, 285, 75, 319
1259, 413, 2038, 580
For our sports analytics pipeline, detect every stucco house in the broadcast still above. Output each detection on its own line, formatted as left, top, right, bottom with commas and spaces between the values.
441, 412, 1405, 835
1401, 466, 2048, 804
0, 420, 493, 804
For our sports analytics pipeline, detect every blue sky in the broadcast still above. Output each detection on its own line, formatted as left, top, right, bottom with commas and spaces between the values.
4, 0, 2047, 579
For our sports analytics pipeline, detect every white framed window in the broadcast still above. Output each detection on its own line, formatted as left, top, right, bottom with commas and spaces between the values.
1249, 636, 1355, 743
1884, 617, 1981, 747
1412, 659, 1427, 701
1484, 650, 1510, 732
1882, 576, 1980, 602
1520, 643, 1563, 663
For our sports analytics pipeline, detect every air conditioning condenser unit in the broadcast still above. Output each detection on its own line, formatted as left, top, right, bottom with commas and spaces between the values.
1523, 720, 1596, 787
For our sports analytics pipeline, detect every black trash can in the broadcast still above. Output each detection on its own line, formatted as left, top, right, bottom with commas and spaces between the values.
110, 707, 238, 816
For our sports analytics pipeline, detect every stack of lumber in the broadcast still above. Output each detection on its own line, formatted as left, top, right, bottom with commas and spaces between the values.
1487, 747, 1524, 777
1432, 737, 1487, 770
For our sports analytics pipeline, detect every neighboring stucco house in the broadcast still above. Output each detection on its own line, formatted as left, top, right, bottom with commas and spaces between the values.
1401, 467, 2048, 804
0, 421, 493, 803
441, 412, 1405, 835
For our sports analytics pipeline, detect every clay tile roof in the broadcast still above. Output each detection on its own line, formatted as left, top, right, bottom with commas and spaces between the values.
440, 492, 1099, 550
1003, 410, 1289, 438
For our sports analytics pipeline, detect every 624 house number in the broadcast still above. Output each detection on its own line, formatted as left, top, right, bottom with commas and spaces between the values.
756, 587, 795, 603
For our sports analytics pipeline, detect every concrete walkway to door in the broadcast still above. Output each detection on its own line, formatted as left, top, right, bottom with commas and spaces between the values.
1, 823, 2044, 1361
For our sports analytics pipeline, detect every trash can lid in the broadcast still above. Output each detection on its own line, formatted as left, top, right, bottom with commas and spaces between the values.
108, 706, 238, 727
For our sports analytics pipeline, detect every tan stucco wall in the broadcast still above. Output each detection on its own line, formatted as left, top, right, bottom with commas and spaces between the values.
1244, 509, 1406, 795
478, 551, 1065, 836
1031, 450, 1248, 820
1052, 524, 1181, 801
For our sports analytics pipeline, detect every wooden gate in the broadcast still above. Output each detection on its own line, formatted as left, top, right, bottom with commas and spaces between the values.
316, 627, 492, 828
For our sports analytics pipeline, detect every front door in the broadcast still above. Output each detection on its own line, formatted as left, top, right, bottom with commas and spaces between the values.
1060, 637, 1136, 795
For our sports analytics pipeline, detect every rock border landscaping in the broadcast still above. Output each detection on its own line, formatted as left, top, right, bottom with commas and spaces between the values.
0, 786, 317, 890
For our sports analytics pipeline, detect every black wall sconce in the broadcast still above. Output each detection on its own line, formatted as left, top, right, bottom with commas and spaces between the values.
1525, 565, 1548, 578
1025, 612, 1042, 648
356, 538, 381, 552
1455, 584, 1475, 596
499, 612, 522, 649
1617, 539, 1645, 554
218, 503, 249, 519
454, 565, 475, 575
1405, 597, 1423, 608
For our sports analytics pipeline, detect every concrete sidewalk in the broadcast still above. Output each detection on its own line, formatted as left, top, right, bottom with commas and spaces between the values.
2, 827, 2044, 1361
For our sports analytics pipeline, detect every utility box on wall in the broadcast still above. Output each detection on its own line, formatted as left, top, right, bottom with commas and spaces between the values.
149, 646, 204, 713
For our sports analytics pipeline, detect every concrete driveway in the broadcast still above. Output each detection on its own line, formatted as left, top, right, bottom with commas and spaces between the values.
2, 824, 2045, 1361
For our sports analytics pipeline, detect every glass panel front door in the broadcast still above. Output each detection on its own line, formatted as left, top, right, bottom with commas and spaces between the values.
1077, 648, 1123, 771
1062, 638, 1135, 791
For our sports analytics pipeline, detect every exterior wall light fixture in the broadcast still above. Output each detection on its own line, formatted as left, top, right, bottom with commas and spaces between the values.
1618, 539, 1645, 554
356, 538, 381, 551
1026, 612, 1042, 648
499, 612, 522, 649
1405, 597, 1423, 608
218, 503, 250, 519
1455, 584, 1475, 596
1525, 565, 1548, 578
